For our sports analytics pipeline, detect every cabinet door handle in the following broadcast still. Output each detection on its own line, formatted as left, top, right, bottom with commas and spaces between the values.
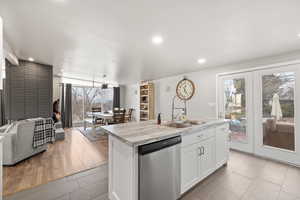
201, 146, 205, 155
198, 147, 204, 156
198, 147, 201, 156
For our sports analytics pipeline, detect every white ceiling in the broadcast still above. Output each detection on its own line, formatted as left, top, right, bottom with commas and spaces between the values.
1, 0, 300, 84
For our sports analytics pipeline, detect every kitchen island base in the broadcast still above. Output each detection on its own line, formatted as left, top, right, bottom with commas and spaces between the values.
105, 120, 230, 200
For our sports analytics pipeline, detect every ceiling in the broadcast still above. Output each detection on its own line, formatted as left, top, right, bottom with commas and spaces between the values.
1, 0, 300, 84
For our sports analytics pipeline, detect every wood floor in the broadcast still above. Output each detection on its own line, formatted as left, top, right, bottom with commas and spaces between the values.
3, 128, 108, 197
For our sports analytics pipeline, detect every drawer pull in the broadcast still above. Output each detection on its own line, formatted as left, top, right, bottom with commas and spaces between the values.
197, 146, 204, 156
198, 146, 204, 156
197, 135, 203, 138
198, 147, 201, 156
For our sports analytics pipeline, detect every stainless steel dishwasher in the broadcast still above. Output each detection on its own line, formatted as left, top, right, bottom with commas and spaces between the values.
138, 136, 181, 200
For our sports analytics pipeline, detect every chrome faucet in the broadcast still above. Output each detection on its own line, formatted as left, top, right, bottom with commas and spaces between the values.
172, 95, 187, 121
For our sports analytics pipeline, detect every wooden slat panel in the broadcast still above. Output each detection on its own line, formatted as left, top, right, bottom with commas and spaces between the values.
37, 65, 52, 118
24, 64, 38, 118
5, 61, 53, 120
9, 66, 25, 120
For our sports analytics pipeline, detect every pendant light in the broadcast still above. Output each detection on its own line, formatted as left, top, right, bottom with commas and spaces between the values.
101, 74, 108, 89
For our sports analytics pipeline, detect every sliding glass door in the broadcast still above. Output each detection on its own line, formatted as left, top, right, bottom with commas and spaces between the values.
218, 72, 254, 153
71, 86, 113, 124
254, 65, 300, 164
72, 87, 84, 123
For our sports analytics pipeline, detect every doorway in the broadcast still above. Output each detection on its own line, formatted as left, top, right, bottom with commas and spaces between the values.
218, 72, 254, 153
253, 65, 300, 164
218, 62, 300, 165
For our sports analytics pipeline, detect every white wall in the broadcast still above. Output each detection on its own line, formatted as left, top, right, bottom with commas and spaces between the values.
124, 84, 140, 121
53, 76, 62, 101
124, 50, 300, 121
3, 38, 18, 66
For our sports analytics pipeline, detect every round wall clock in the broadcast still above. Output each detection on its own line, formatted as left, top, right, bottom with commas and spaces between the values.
176, 78, 195, 101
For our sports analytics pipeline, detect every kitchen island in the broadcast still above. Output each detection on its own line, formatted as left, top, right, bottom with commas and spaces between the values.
102, 119, 230, 200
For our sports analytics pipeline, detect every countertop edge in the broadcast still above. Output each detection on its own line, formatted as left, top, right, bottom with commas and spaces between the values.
102, 120, 229, 147
102, 128, 134, 146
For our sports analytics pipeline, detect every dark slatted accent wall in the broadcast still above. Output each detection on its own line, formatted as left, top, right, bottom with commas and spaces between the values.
37, 64, 52, 118
5, 60, 53, 120
24, 62, 38, 118
8, 64, 25, 120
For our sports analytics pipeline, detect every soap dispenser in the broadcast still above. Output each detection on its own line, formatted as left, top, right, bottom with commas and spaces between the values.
157, 113, 161, 125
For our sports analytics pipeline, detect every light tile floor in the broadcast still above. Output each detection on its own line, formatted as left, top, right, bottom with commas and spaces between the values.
4, 150, 300, 200
4, 164, 109, 200
182, 150, 300, 200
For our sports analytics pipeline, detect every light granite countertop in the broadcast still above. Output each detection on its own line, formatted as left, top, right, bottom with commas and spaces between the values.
101, 119, 228, 147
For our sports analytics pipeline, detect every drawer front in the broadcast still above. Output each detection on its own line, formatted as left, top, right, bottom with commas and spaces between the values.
182, 128, 215, 147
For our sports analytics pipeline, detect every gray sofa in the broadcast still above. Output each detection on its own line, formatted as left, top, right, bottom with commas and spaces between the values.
0, 120, 48, 166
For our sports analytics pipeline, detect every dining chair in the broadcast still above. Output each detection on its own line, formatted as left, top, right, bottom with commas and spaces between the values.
92, 107, 103, 125
125, 108, 134, 122
111, 108, 126, 124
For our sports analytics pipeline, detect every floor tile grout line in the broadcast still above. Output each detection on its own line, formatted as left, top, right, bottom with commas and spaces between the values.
277, 163, 290, 200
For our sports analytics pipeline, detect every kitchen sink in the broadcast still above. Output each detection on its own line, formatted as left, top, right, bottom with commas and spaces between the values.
164, 120, 206, 128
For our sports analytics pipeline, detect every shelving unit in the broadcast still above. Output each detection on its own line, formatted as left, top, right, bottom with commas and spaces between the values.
140, 82, 154, 121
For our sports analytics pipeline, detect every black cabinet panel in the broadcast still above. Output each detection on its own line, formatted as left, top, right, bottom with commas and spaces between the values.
38, 87, 51, 117
8, 66, 25, 120
24, 64, 38, 118
5, 60, 53, 120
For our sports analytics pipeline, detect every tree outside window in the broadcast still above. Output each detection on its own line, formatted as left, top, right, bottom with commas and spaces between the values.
72, 87, 113, 122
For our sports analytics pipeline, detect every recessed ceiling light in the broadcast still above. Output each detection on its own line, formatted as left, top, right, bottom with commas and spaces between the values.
28, 57, 35, 62
152, 35, 164, 45
197, 58, 207, 64
298, 33, 300, 38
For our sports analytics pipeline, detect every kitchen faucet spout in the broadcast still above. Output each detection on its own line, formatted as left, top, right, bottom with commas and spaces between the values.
172, 95, 187, 121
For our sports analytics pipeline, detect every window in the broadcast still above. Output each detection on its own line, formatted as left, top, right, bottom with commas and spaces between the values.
83, 87, 113, 118
262, 72, 295, 151
224, 78, 247, 143
72, 87, 113, 122
72, 87, 84, 122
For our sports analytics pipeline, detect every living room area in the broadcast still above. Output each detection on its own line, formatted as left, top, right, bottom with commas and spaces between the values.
1, 58, 133, 197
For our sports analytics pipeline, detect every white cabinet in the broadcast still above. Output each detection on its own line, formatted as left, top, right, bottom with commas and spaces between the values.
199, 137, 216, 179
181, 124, 229, 194
216, 124, 230, 168
107, 122, 229, 200
181, 143, 199, 192
109, 136, 138, 200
